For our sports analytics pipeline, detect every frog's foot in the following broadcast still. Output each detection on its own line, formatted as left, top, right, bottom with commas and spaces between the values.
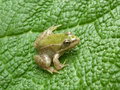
45, 67, 59, 74
56, 59, 68, 70
55, 63, 68, 70
48, 25, 61, 31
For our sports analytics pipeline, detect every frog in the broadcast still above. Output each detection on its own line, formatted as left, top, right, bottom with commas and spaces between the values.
34, 25, 80, 74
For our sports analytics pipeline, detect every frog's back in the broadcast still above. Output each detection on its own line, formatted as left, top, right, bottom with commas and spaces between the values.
39, 34, 67, 47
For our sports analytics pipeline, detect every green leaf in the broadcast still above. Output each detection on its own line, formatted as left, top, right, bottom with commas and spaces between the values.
0, 0, 120, 89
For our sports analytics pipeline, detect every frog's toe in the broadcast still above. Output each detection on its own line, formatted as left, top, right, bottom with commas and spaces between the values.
55, 63, 67, 70
53, 69, 60, 74
62, 60, 69, 67
63, 64, 68, 67
48, 25, 62, 31
46, 67, 58, 74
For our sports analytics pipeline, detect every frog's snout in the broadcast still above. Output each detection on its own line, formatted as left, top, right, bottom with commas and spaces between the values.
73, 37, 80, 42
71, 37, 80, 46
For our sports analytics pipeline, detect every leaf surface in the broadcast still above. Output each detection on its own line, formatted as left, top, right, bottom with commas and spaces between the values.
0, 0, 120, 89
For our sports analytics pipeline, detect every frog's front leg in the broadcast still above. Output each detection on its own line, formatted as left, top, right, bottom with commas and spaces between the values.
53, 53, 67, 70
34, 55, 58, 74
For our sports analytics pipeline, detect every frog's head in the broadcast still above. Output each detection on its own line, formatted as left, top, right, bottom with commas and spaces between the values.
61, 32, 80, 50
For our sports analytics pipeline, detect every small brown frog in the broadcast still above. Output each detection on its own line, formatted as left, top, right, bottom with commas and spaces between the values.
34, 25, 80, 73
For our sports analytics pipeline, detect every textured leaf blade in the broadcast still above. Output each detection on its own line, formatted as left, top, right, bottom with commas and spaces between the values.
0, 0, 120, 90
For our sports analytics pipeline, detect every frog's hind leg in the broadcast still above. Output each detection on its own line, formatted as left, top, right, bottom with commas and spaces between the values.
40, 25, 62, 38
34, 55, 58, 74
47, 25, 61, 32
34, 25, 61, 48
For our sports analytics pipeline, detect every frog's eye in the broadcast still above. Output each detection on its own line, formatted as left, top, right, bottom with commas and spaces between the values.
63, 40, 71, 45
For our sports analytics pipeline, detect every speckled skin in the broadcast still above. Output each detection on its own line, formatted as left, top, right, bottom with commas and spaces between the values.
34, 25, 80, 74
